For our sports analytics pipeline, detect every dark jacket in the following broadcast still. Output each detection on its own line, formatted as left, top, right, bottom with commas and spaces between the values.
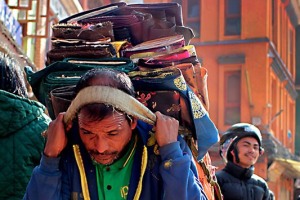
23, 121, 208, 200
0, 90, 51, 200
216, 161, 271, 200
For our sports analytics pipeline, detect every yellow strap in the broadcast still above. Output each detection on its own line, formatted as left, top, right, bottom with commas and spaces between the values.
73, 142, 148, 200
73, 145, 91, 200
133, 146, 148, 200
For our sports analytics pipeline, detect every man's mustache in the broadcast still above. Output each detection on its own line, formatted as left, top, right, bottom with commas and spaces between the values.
89, 150, 118, 156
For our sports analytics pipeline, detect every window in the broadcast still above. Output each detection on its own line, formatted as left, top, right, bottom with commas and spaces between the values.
173, 0, 200, 38
288, 29, 294, 76
225, 0, 241, 35
289, 101, 294, 142
272, 0, 278, 47
7, 0, 51, 37
271, 78, 278, 134
224, 70, 241, 124
186, 0, 200, 38
6, 0, 30, 9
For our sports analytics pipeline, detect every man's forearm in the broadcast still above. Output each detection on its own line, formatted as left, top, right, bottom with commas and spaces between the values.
159, 141, 208, 200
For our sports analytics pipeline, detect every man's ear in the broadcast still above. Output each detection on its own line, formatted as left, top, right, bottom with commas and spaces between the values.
230, 149, 235, 157
259, 147, 265, 156
130, 118, 138, 130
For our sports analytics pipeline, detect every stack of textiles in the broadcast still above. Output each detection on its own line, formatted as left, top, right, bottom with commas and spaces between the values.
25, 3, 222, 200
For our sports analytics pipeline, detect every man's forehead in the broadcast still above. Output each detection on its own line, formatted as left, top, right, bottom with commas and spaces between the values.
78, 108, 126, 120
238, 137, 259, 145
78, 111, 127, 130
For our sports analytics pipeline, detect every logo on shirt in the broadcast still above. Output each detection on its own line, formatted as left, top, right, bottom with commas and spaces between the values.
121, 186, 129, 199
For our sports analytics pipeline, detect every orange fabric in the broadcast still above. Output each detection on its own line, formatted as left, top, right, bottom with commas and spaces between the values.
168, 64, 209, 111
195, 153, 215, 200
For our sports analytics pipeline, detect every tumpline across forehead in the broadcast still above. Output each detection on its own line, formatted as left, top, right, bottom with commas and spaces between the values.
78, 103, 133, 125
78, 103, 116, 121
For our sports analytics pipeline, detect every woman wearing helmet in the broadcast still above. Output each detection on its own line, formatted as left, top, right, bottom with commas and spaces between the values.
216, 123, 273, 200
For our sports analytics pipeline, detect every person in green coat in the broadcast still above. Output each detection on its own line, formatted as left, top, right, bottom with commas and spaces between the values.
0, 52, 51, 200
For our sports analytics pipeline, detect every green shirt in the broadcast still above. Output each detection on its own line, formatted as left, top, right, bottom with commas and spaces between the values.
95, 137, 136, 200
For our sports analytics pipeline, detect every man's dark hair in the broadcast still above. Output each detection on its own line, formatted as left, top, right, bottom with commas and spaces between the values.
75, 68, 135, 96
0, 52, 28, 98
75, 68, 135, 122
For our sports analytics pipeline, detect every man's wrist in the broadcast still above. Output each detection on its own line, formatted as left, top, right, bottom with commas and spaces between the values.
159, 141, 182, 160
40, 153, 61, 173
43, 150, 59, 158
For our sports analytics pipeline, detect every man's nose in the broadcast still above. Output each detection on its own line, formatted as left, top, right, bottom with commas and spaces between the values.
94, 136, 108, 153
248, 146, 256, 153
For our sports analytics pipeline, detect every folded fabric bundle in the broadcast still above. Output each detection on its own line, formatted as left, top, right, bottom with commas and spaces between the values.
120, 3, 194, 44
166, 63, 210, 111
26, 57, 135, 118
128, 68, 218, 159
52, 23, 82, 39
52, 22, 114, 41
126, 2, 184, 26
136, 49, 191, 67
51, 37, 112, 48
27, 2, 219, 162
122, 35, 185, 58
46, 44, 117, 65
129, 44, 196, 62
59, 2, 127, 23
78, 13, 152, 45
79, 15, 140, 28
50, 85, 75, 118
137, 55, 199, 69
58, 2, 194, 45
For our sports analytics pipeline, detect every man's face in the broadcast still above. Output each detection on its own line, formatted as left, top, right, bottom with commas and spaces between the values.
231, 136, 260, 168
78, 109, 137, 165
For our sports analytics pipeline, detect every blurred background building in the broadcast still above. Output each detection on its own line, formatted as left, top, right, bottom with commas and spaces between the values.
1, 0, 300, 199
0, 0, 80, 69
143, 1, 300, 199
